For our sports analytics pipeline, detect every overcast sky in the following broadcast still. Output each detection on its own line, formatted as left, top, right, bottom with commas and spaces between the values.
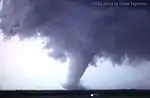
1, 35, 150, 90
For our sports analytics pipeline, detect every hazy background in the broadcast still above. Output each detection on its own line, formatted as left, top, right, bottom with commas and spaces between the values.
1, 34, 150, 90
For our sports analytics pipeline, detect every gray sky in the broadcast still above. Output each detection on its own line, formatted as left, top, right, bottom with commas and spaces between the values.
1, 35, 150, 90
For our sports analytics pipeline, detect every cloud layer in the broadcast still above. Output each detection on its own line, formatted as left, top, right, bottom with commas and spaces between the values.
0, 0, 150, 64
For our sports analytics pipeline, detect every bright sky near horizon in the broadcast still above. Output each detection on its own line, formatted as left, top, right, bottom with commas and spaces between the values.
0, 34, 150, 90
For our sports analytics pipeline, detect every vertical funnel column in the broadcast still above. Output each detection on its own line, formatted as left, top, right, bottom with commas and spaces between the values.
63, 52, 94, 90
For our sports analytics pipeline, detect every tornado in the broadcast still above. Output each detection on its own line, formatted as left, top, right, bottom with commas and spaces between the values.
0, 0, 150, 89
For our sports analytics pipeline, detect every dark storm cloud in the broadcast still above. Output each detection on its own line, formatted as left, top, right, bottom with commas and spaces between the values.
0, 0, 150, 64
0, 0, 150, 89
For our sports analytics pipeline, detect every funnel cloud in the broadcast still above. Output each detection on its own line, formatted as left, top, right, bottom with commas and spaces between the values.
0, 0, 150, 89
